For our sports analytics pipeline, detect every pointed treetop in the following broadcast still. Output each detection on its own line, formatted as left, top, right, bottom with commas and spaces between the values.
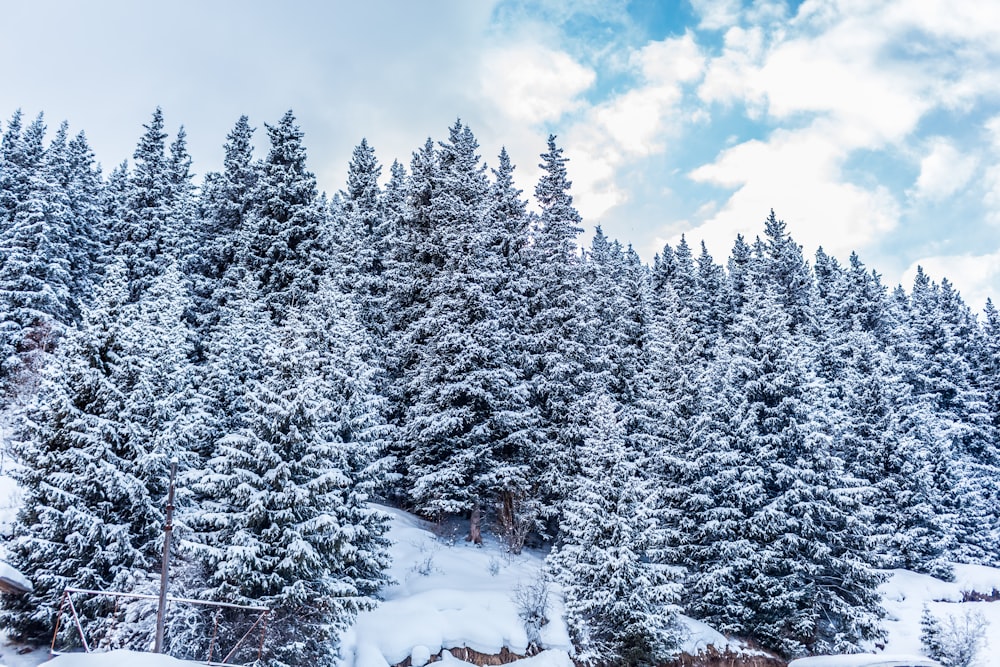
224, 115, 255, 173
21, 113, 48, 165
913, 265, 930, 293
169, 125, 193, 185
535, 134, 574, 209
764, 208, 786, 244
346, 138, 382, 207
1, 109, 24, 157
134, 107, 167, 163
534, 134, 582, 251
264, 109, 309, 173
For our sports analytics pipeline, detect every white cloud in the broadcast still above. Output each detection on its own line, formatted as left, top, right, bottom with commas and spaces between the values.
985, 115, 1000, 150
586, 34, 705, 157
698, 26, 766, 111
561, 33, 707, 222
686, 119, 900, 258
634, 32, 706, 85
901, 252, 1000, 313
689, 0, 742, 30
676, 0, 1000, 275
980, 116, 1000, 225
479, 44, 595, 125
982, 165, 1000, 226
882, 0, 1000, 50
911, 138, 978, 201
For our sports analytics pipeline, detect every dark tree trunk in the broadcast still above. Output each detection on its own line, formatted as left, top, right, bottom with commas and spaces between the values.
467, 503, 483, 545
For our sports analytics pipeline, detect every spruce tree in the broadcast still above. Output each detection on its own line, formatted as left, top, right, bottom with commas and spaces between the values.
192, 276, 389, 666
403, 122, 534, 544
116, 108, 173, 301
0, 115, 74, 398
547, 394, 683, 665
0, 262, 158, 646
245, 110, 328, 318
682, 281, 884, 657
525, 135, 587, 518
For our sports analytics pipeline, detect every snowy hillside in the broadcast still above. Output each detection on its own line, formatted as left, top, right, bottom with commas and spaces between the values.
0, 502, 764, 667
880, 565, 1000, 661
0, 488, 999, 667
3, 419, 999, 667
340, 506, 574, 667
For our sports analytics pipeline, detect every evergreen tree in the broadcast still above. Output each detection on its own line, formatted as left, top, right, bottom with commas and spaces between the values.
525, 135, 587, 517
195, 116, 260, 339
165, 126, 200, 272
192, 277, 389, 666
0, 116, 74, 398
0, 111, 47, 226
760, 209, 814, 334
335, 138, 386, 314
682, 282, 884, 657
200, 115, 258, 279
694, 240, 727, 343
897, 268, 992, 564
547, 394, 683, 666
56, 128, 107, 314
403, 122, 534, 545
0, 263, 158, 646
245, 110, 328, 318
116, 108, 174, 301
726, 233, 754, 315
486, 146, 539, 551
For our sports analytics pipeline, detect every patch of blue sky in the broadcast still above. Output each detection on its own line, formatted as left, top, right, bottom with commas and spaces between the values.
587, 103, 789, 257
598, 158, 733, 257
841, 147, 917, 199
624, 0, 696, 41
685, 105, 772, 158
916, 106, 996, 146
866, 203, 989, 293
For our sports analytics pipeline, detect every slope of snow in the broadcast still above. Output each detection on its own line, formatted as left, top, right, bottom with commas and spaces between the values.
677, 615, 768, 657
879, 565, 1000, 665
789, 656, 940, 667
0, 472, 19, 529
343, 506, 772, 667
341, 506, 573, 667
1, 487, 999, 667
46, 650, 202, 667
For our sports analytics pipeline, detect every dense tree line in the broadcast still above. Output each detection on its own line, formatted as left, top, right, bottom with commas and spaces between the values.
0, 108, 998, 666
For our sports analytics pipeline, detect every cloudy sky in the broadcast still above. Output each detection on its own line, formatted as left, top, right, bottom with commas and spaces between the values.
3, 0, 999, 310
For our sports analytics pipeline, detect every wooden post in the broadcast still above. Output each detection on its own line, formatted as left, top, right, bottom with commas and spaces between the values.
154, 457, 178, 653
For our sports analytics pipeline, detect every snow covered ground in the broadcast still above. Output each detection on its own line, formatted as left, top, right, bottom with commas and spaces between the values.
0, 492, 998, 667
341, 505, 572, 667
879, 565, 1000, 664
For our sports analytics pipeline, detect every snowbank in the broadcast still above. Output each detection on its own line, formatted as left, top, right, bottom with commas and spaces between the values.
677, 614, 767, 657
0, 561, 31, 593
342, 506, 572, 667
0, 472, 20, 528
879, 566, 1000, 665
344, 506, 779, 667
3, 493, 999, 667
47, 650, 202, 667
789, 656, 940, 667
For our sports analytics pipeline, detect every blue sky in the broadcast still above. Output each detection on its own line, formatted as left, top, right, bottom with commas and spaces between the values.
2, 0, 999, 310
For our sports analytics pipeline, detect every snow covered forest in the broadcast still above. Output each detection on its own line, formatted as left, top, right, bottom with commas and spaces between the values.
0, 107, 998, 666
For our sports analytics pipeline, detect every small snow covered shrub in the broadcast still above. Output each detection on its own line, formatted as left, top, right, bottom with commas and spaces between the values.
412, 554, 436, 577
513, 571, 550, 647
920, 605, 988, 667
